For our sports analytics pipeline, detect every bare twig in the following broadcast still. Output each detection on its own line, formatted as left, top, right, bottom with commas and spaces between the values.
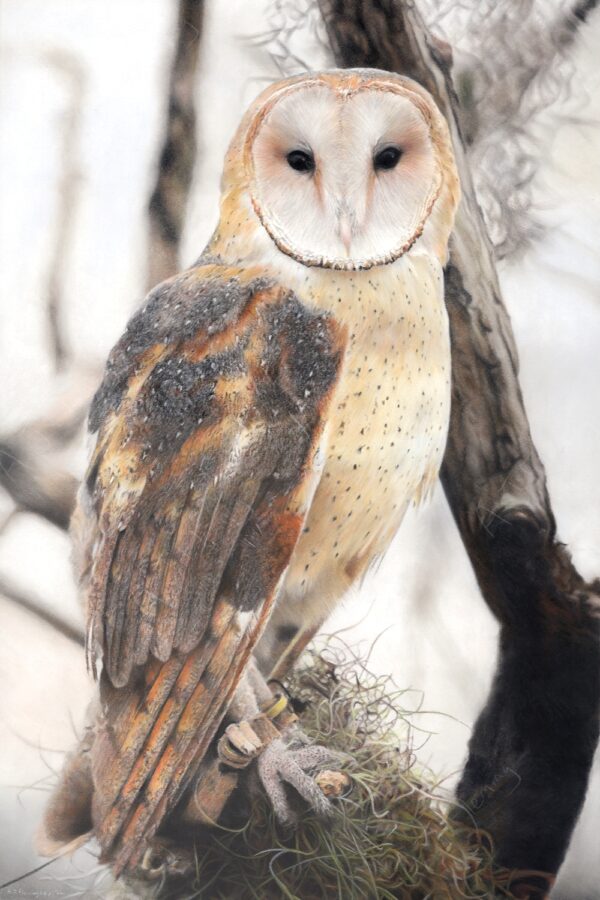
147, 0, 205, 289
43, 50, 86, 371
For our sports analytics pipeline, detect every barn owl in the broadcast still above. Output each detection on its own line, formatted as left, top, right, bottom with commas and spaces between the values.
39, 69, 459, 875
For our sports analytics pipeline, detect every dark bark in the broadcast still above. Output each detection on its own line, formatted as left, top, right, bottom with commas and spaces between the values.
147, 0, 205, 290
319, 0, 600, 893
571, 0, 599, 25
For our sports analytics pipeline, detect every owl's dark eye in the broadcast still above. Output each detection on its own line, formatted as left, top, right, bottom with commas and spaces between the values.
373, 145, 403, 171
286, 149, 315, 173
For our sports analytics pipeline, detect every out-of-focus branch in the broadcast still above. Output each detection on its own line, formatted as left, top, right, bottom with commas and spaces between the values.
0, 438, 77, 531
147, 0, 205, 290
0, 574, 84, 646
43, 50, 86, 371
0, 371, 97, 530
570, 0, 599, 28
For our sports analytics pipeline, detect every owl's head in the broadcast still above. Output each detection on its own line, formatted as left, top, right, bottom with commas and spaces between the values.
217, 69, 460, 271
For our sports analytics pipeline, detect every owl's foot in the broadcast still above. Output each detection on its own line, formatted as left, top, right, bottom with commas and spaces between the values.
136, 837, 195, 880
257, 726, 349, 825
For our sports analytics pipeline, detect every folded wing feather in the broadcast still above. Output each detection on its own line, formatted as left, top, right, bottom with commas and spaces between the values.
72, 263, 345, 872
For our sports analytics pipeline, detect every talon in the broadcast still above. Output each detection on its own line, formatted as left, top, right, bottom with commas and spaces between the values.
315, 769, 352, 798
138, 838, 195, 879
141, 847, 165, 880
257, 734, 345, 824
224, 721, 263, 756
218, 716, 278, 769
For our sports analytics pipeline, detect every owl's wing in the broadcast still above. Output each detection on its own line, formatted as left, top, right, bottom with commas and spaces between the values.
76, 262, 345, 873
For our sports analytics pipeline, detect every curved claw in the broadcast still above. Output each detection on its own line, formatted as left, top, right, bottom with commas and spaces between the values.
138, 839, 195, 880
257, 736, 344, 825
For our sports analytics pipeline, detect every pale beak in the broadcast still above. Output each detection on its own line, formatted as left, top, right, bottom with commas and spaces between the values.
337, 210, 353, 256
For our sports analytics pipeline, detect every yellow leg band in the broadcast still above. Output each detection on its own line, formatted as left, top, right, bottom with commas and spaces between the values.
262, 692, 288, 719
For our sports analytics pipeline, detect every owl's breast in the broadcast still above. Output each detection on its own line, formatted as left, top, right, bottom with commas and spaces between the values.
280, 254, 451, 615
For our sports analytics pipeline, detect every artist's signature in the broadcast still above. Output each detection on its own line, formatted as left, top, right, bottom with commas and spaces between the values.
470, 765, 522, 810
0, 890, 68, 898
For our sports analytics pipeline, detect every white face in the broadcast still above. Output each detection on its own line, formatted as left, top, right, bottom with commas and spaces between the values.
249, 83, 442, 270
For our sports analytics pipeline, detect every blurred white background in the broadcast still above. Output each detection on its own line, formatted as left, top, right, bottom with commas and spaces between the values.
1, 1, 599, 896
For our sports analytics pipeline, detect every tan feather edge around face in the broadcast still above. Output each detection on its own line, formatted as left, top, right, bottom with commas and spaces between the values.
220, 69, 459, 271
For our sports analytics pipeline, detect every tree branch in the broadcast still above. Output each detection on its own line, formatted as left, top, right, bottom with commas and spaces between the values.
570, 0, 599, 27
147, 0, 205, 290
319, 0, 600, 893
0, 438, 77, 531
43, 50, 86, 371
0, 370, 97, 529
0, 574, 84, 646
